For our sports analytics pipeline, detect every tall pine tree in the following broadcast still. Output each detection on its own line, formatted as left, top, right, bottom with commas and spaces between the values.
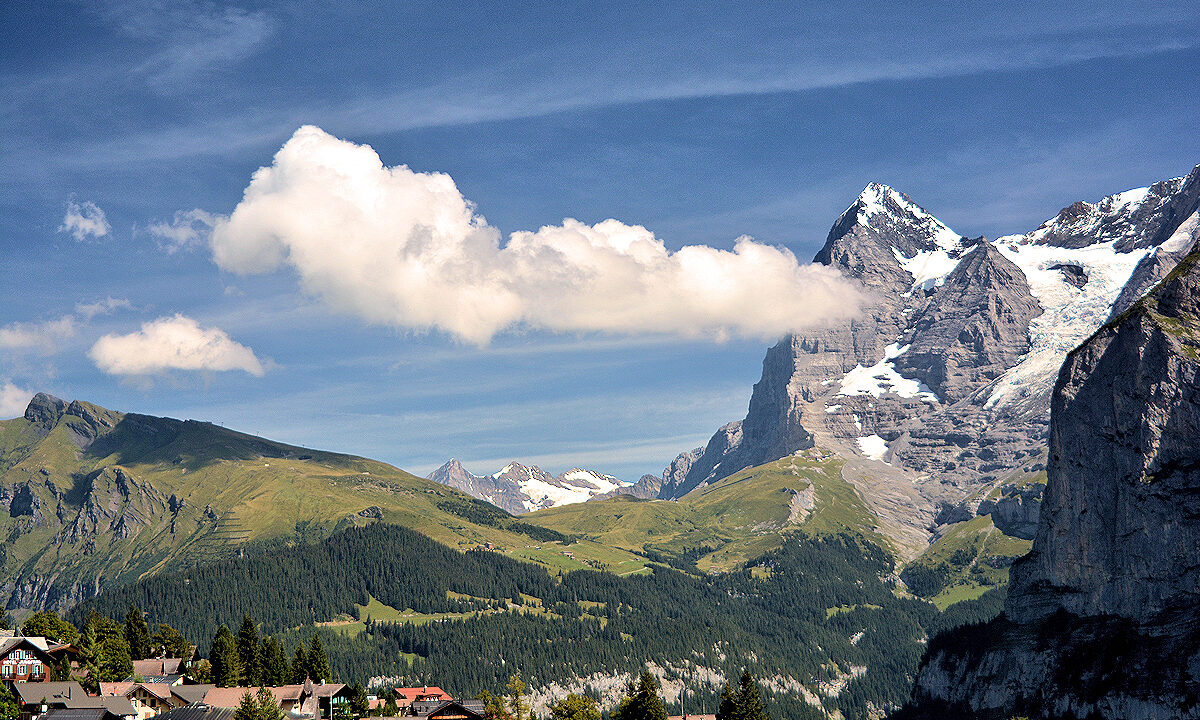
290, 641, 309, 684
125, 607, 151, 662
211, 625, 242, 688
736, 671, 768, 720
306, 634, 331, 683
237, 615, 261, 687
260, 637, 289, 687
612, 670, 667, 720
716, 684, 737, 720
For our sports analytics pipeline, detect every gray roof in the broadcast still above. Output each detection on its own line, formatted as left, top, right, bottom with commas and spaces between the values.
170, 686, 214, 705
12, 681, 88, 705
11, 683, 136, 717
39, 709, 122, 720
156, 704, 237, 720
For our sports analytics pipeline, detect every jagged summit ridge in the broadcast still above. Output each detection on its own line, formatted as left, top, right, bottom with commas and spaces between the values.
427, 459, 628, 514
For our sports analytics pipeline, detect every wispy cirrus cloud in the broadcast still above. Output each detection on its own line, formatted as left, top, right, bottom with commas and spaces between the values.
147, 208, 218, 252
110, 0, 274, 87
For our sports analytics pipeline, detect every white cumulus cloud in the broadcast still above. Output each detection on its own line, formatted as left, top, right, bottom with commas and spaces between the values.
0, 382, 35, 419
89, 315, 266, 377
210, 125, 863, 344
60, 199, 111, 241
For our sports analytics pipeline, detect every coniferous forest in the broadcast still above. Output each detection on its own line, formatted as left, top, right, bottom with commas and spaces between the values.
71, 523, 1001, 720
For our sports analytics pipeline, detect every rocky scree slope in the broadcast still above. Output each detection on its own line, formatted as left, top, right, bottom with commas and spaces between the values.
899, 237, 1200, 719
657, 166, 1200, 558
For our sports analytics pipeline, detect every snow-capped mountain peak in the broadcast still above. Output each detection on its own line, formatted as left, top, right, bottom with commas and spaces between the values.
427, 459, 630, 514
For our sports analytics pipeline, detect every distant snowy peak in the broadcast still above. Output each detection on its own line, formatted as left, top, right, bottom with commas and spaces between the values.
427, 459, 628, 513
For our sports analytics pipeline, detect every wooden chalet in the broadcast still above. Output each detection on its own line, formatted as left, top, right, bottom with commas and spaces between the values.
391, 687, 450, 714
0, 635, 77, 683
413, 701, 483, 720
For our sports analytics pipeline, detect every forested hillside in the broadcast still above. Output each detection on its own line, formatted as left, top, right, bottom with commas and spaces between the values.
73, 522, 1001, 720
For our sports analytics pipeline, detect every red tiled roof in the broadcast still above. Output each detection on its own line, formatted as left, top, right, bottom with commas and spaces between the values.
394, 688, 449, 702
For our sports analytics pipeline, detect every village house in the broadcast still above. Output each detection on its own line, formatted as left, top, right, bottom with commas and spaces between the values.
0, 635, 77, 683
10, 681, 137, 720
412, 700, 483, 720
97, 683, 211, 720
128, 659, 187, 685
391, 687, 450, 714
199, 680, 351, 720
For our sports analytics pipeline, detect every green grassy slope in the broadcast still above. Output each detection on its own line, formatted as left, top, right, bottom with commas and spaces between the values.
528, 449, 887, 572
0, 396, 644, 615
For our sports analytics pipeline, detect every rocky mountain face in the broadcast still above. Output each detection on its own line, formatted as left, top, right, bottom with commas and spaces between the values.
427, 460, 628, 513
902, 239, 1200, 720
657, 164, 1200, 557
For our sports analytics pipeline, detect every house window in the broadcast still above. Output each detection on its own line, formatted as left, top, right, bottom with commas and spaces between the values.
2, 665, 11, 678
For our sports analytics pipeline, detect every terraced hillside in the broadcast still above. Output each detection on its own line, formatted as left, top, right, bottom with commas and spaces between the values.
0, 393, 645, 614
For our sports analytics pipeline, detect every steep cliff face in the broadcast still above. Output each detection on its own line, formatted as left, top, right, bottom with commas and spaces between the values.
902, 240, 1200, 720
1008, 243, 1200, 623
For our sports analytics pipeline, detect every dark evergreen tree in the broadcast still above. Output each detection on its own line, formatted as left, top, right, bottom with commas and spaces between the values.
260, 637, 289, 686
290, 641, 308, 684
256, 687, 284, 720
79, 611, 133, 690
383, 695, 398, 717
736, 672, 768, 720
125, 607, 152, 661
716, 684, 737, 720
612, 670, 667, 720
0, 610, 12, 632
234, 691, 260, 720
307, 634, 331, 683
349, 683, 369, 719
211, 625, 242, 688
238, 615, 262, 687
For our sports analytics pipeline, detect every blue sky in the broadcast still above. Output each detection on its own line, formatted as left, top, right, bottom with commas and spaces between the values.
2, 0, 1199, 480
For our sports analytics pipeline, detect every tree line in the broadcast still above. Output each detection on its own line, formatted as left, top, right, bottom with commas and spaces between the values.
67, 522, 1000, 719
